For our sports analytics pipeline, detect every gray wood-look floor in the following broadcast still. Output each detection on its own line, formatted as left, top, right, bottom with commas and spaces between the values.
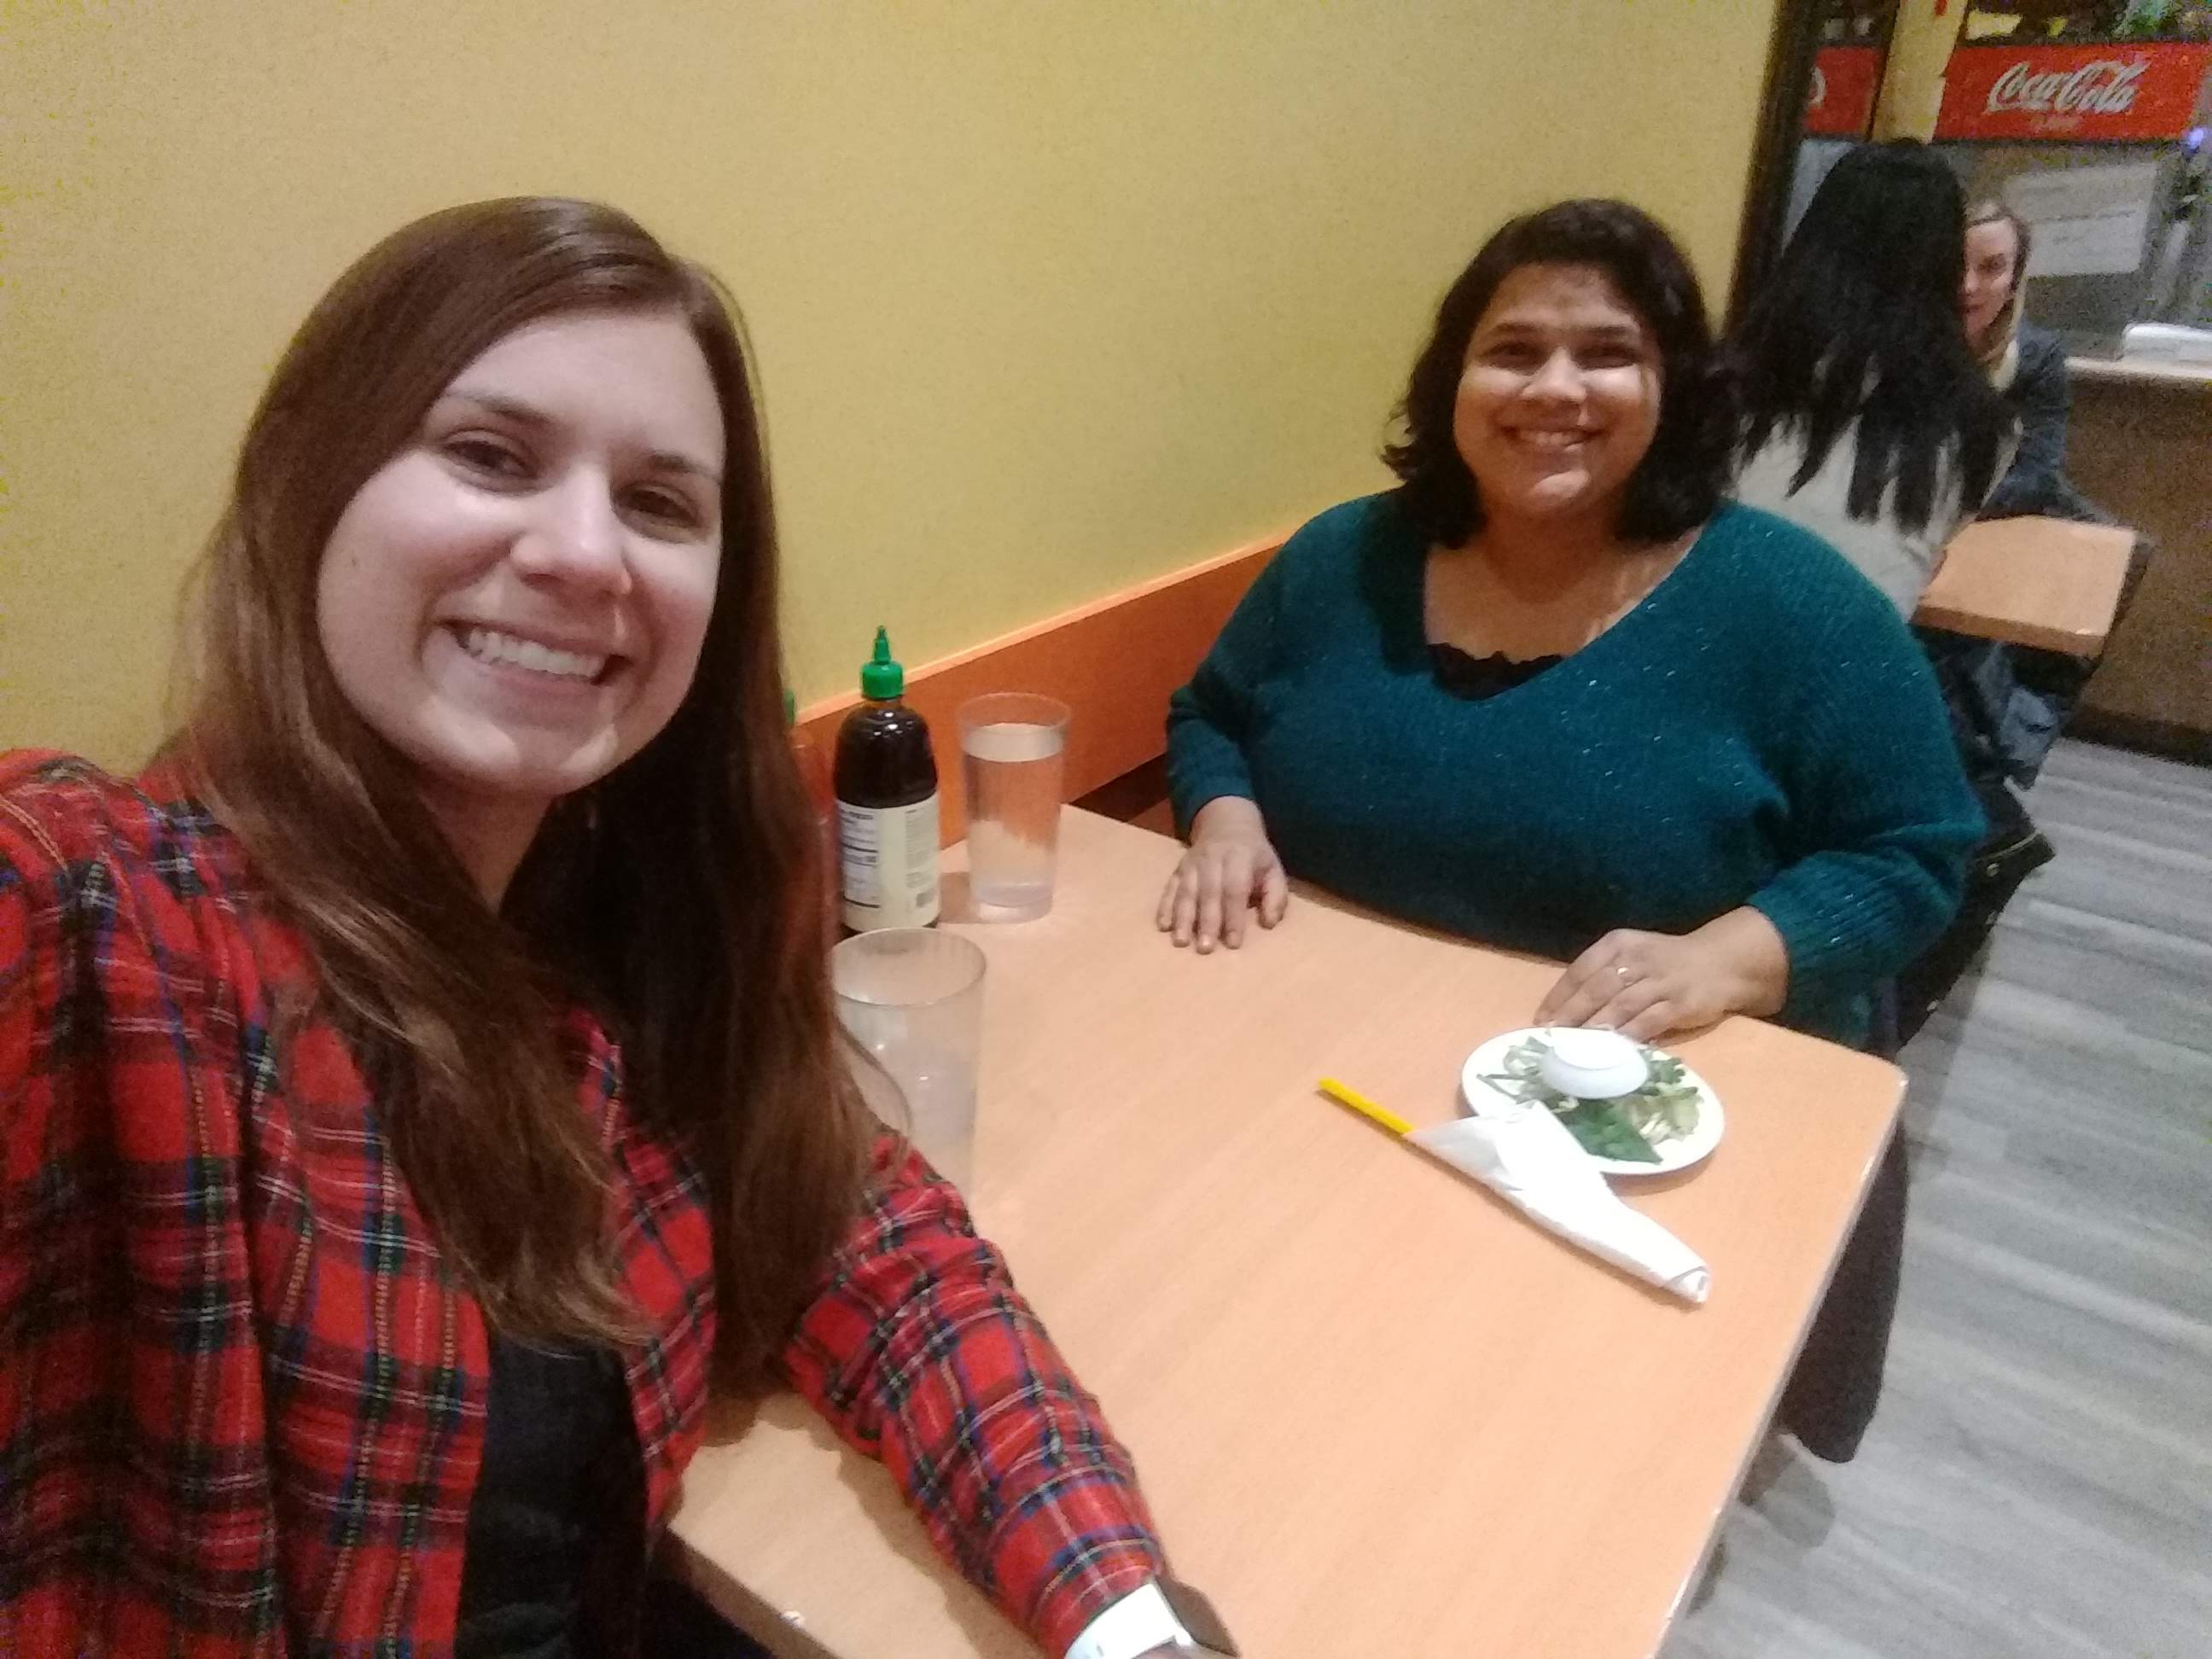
1662, 738, 2212, 1659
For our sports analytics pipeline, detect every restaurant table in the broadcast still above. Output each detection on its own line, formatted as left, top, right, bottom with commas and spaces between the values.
669, 809, 1906, 1658
1916, 515, 2136, 656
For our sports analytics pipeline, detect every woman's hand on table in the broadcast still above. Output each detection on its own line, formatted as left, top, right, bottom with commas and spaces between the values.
1155, 796, 1289, 952
1534, 908, 1789, 1040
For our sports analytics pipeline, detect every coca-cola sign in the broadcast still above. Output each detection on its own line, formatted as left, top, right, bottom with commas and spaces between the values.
1804, 45, 1883, 138
1986, 58, 2146, 117
1937, 43, 2210, 142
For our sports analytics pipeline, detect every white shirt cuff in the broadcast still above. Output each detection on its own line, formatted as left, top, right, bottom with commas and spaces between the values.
1063, 1580, 1182, 1659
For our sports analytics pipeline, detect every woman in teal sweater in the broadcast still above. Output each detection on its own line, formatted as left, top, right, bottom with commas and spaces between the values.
1161, 201, 1980, 1052
1159, 202, 1980, 1463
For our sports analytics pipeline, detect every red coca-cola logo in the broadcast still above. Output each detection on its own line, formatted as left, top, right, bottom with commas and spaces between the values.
1937, 42, 2209, 141
1985, 57, 2146, 115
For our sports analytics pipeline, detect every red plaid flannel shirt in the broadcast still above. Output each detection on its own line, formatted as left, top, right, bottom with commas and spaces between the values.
0, 753, 1163, 1656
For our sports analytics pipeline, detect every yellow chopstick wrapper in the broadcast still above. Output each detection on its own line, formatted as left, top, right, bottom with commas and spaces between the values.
1317, 1076, 1414, 1138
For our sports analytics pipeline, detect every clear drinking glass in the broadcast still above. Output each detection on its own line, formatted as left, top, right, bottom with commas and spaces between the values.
958, 692, 1070, 921
830, 928, 987, 1190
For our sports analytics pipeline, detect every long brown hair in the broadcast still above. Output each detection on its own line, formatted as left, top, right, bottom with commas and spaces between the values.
183, 197, 870, 1388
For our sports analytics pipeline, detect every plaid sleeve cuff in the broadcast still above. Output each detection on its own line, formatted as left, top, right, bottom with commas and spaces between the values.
782, 1137, 1167, 1654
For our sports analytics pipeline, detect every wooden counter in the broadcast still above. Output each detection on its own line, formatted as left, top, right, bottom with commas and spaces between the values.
2066, 355, 2212, 392
2065, 370, 2212, 755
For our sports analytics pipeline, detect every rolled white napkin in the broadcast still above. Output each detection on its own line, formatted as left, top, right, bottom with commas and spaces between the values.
1410, 1105, 1712, 1304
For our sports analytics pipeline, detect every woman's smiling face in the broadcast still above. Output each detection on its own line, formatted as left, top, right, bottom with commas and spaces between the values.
1452, 262, 1662, 531
316, 307, 726, 832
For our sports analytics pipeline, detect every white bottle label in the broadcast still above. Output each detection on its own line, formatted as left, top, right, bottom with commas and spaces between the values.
838, 794, 941, 929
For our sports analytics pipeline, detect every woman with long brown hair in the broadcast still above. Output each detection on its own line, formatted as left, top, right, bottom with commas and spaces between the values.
0, 199, 1228, 1658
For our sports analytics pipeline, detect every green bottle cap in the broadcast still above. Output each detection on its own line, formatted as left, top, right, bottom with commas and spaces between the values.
859, 625, 905, 700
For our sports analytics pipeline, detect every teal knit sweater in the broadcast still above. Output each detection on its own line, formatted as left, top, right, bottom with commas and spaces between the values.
1166, 493, 1982, 1045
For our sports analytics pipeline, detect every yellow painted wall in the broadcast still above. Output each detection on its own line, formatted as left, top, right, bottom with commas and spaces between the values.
3, 1, 1780, 765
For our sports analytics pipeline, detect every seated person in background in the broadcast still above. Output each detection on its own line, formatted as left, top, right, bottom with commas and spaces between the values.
1154, 198, 1982, 1462
1962, 199, 2110, 525
1945, 196, 2133, 792
1885, 200, 2145, 1036
2, 198, 1216, 1659
1159, 198, 1976, 1051
1730, 140, 2015, 615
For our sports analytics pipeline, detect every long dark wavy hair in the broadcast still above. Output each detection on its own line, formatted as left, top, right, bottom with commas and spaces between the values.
1382, 199, 1736, 549
182, 198, 870, 1389
1731, 141, 2012, 535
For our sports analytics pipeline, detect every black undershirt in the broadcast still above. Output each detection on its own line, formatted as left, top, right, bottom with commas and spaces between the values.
456, 1335, 635, 1659
1427, 640, 1564, 701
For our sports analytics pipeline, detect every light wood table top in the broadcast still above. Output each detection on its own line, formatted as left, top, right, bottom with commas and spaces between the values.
670, 810, 1905, 1658
1916, 515, 2135, 655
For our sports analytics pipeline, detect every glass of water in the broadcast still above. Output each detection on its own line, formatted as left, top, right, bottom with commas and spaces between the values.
830, 928, 987, 1190
958, 692, 1071, 921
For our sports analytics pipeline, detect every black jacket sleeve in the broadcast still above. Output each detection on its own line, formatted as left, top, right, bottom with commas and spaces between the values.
1982, 327, 2072, 520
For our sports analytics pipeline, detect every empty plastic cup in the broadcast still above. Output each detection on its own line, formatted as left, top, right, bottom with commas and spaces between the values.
830, 928, 987, 1190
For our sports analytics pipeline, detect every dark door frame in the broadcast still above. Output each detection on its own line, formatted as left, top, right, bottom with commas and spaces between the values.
1730, 0, 1831, 326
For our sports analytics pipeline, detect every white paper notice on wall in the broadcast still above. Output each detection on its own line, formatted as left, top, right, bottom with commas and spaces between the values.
2005, 161, 2162, 279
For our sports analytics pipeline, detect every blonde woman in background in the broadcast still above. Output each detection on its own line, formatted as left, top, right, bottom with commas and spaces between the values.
1947, 199, 2124, 792
1895, 200, 2147, 1038
1961, 199, 2110, 523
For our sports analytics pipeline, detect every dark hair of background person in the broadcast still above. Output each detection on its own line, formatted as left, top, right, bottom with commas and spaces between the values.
180, 197, 871, 1391
1382, 198, 1737, 549
1730, 140, 2012, 535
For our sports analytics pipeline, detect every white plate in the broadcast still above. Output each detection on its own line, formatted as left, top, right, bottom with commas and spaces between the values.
1458, 1027, 1725, 1177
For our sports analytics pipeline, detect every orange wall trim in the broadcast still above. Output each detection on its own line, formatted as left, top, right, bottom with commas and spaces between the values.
797, 533, 1281, 843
